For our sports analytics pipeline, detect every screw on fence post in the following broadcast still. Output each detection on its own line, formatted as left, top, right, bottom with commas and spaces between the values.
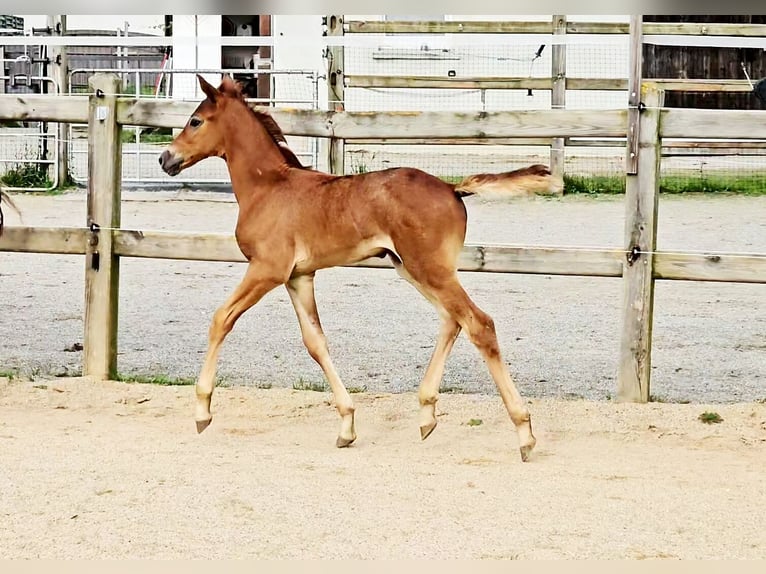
83, 73, 122, 380
617, 85, 664, 403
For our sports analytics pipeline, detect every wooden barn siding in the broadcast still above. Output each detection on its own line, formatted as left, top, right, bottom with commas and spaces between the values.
643, 15, 766, 109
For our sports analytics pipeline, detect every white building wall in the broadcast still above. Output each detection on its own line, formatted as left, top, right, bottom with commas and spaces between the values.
171, 15, 221, 100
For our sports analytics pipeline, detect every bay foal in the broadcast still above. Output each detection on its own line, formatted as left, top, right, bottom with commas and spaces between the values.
160, 75, 561, 461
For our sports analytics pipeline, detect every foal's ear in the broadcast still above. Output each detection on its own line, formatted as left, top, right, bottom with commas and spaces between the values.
197, 74, 220, 103
219, 74, 242, 97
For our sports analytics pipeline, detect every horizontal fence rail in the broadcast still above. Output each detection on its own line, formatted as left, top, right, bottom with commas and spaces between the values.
2, 227, 765, 283
4, 94, 766, 141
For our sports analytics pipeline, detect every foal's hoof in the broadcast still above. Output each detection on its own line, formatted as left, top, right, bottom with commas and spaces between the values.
196, 418, 212, 434
519, 439, 536, 462
420, 420, 437, 441
336, 435, 356, 448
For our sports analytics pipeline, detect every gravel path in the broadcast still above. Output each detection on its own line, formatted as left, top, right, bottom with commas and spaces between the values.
1, 190, 764, 403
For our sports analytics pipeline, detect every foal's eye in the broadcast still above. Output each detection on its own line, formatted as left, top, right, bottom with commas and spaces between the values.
189, 117, 203, 128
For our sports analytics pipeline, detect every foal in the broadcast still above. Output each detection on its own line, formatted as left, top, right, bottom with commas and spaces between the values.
160, 75, 561, 461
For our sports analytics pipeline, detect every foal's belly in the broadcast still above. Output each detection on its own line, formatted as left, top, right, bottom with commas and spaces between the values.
292, 235, 397, 275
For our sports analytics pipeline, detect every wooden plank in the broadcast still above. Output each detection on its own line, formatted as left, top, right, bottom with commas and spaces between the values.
48, 15, 70, 187
626, 16, 642, 175
0, 94, 88, 123
661, 108, 766, 139
652, 79, 754, 92
83, 74, 122, 381
0, 226, 87, 254
654, 253, 766, 284
346, 75, 627, 90
113, 229, 625, 277
618, 86, 664, 404
349, 137, 554, 146
114, 230, 246, 262
326, 14, 345, 174
566, 22, 630, 34
550, 15, 566, 192
347, 20, 554, 34
643, 22, 766, 36
327, 109, 628, 139
346, 76, 554, 90
119, 102, 629, 139
348, 20, 766, 37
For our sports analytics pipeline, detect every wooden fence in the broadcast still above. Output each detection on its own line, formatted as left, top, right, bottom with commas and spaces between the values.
331, 16, 766, 178
1, 73, 765, 401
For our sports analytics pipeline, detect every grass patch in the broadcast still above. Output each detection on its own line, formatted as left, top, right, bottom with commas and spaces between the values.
292, 378, 329, 392
698, 411, 724, 424
466, 418, 483, 427
0, 369, 19, 381
120, 127, 174, 145
0, 163, 53, 189
116, 373, 196, 386
564, 174, 766, 196
347, 385, 367, 394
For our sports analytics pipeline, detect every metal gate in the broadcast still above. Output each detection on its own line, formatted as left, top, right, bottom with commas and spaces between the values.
67, 67, 321, 186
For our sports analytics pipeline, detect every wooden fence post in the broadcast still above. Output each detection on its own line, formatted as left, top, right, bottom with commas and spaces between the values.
550, 14, 566, 191
618, 85, 664, 402
83, 73, 122, 380
47, 14, 70, 187
326, 14, 345, 175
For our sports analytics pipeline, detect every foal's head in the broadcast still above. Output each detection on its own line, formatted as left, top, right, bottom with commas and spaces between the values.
159, 74, 241, 176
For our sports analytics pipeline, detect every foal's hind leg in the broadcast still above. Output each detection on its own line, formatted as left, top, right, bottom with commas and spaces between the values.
393, 262, 461, 440
195, 261, 285, 432
286, 274, 356, 447
403, 264, 536, 461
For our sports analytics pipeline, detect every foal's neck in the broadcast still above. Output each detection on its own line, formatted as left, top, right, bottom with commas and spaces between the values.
221, 101, 289, 200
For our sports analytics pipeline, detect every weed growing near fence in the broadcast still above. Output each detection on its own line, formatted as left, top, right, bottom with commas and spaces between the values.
0, 163, 52, 189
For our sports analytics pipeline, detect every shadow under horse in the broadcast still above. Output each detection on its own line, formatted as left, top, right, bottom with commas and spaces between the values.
160, 74, 563, 462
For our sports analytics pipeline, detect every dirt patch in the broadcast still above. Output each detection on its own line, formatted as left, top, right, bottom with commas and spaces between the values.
1, 376, 765, 559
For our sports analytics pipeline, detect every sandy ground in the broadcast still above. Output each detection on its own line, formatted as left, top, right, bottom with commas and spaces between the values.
1, 191, 764, 403
1, 375, 765, 559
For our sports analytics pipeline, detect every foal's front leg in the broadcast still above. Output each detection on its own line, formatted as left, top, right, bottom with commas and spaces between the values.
286, 274, 357, 447
195, 262, 283, 432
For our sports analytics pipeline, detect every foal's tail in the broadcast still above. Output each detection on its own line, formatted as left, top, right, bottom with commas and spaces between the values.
454, 164, 563, 198
0, 187, 22, 236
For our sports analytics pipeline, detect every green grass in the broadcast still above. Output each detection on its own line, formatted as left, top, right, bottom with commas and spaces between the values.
466, 418, 483, 427
120, 127, 174, 145
698, 411, 724, 424
0, 369, 19, 381
116, 373, 196, 386
564, 174, 766, 196
0, 164, 53, 189
292, 378, 329, 392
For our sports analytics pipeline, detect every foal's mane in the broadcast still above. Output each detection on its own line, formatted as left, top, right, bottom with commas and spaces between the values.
227, 87, 305, 169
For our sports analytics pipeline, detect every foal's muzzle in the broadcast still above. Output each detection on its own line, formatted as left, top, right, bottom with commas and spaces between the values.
159, 149, 183, 176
